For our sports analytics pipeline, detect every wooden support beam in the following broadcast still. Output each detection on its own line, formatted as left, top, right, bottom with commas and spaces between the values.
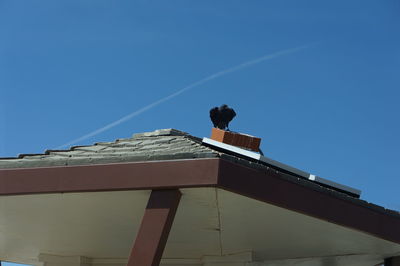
127, 189, 181, 266
385, 256, 400, 266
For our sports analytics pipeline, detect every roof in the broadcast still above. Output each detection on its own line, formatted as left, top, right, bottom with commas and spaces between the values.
0, 128, 398, 218
0, 129, 218, 169
1, 129, 400, 265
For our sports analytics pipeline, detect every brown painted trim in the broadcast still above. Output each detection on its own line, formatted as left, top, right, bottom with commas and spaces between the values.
217, 159, 400, 245
127, 189, 181, 266
385, 256, 400, 266
0, 159, 219, 195
1, 157, 400, 245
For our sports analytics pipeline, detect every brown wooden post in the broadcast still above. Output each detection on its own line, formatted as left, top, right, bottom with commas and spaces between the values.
127, 189, 181, 266
385, 256, 400, 266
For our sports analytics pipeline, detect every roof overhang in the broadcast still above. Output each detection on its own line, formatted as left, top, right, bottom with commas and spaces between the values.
1, 157, 400, 264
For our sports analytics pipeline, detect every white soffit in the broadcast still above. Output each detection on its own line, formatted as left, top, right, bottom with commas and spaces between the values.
1, 188, 398, 265
217, 189, 400, 263
202, 137, 361, 197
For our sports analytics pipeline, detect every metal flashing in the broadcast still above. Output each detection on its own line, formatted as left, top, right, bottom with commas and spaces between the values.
202, 137, 361, 198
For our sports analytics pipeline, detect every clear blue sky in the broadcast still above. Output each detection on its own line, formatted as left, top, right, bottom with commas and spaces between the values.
1, 1, 400, 264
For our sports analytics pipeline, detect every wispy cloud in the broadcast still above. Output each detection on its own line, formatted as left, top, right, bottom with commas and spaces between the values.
56, 44, 314, 149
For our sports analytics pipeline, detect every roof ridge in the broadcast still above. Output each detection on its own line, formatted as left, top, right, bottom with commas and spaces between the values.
132, 128, 188, 138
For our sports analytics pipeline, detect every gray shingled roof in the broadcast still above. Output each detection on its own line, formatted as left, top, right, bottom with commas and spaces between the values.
1, 128, 399, 217
0, 129, 219, 169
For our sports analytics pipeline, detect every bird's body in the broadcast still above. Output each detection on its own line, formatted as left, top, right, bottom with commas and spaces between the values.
210, 104, 236, 130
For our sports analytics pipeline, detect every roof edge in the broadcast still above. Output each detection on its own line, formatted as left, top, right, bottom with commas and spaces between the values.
132, 129, 189, 138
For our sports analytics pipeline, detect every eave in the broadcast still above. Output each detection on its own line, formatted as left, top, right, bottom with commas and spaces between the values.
1, 157, 399, 246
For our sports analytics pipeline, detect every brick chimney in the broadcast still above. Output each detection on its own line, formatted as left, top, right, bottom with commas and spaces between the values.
210, 128, 261, 152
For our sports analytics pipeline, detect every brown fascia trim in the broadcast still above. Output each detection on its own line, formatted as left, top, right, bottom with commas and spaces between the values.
218, 159, 400, 245
0, 158, 220, 195
0, 157, 400, 244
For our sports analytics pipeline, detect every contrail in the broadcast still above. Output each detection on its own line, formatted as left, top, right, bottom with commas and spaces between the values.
56, 44, 313, 149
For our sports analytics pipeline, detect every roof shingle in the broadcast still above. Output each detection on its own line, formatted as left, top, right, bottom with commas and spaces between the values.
0, 128, 399, 218
0, 129, 219, 169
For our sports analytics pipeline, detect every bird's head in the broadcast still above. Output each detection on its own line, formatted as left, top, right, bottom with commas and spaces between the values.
220, 104, 228, 110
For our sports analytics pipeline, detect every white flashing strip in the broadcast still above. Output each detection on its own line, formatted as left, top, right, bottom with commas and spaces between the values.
308, 174, 361, 196
202, 137, 361, 197
202, 137, 262, 160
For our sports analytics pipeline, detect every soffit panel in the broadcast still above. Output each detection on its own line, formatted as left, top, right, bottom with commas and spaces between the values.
218, 188, 400, 263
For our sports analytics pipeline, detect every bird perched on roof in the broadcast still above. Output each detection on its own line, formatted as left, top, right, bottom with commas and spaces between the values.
209, 104, 236, 131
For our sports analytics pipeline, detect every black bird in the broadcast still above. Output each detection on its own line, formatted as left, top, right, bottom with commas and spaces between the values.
210, 104, 236, 131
